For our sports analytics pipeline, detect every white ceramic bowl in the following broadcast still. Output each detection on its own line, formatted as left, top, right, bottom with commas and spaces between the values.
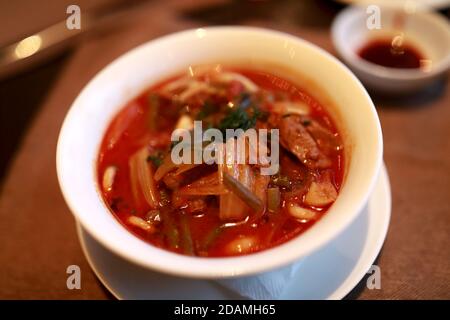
57, 27, 383, 279
332, 6, 450, 94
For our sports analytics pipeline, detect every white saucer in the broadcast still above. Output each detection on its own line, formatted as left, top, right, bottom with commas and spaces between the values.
76, 164, 391, 300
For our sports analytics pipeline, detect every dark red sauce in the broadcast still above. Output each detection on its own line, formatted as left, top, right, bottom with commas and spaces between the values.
358, 39, 425, 69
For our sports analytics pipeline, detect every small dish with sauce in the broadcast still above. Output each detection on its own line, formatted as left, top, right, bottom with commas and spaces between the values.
332, 5, 450, 94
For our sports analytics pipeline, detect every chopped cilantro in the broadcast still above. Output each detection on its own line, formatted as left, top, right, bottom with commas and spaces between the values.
147, 152, 163, 167
196, 101, 216, 120
217, 108, 256, 132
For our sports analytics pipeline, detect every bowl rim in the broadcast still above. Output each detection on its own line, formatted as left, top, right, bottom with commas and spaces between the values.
57, 26, 383, 279
331, 6, 450, 81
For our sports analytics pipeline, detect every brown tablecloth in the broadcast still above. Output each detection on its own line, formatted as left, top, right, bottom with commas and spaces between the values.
0, 0, 449, 299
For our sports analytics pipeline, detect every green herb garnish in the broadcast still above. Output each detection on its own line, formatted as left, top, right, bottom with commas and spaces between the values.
196, 101, 216, 120
217, 107, 256, 132
238, 92, 252, 110
147, 152, 163, 167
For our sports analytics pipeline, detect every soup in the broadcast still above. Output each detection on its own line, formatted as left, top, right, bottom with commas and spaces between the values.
97, 66, 344, 257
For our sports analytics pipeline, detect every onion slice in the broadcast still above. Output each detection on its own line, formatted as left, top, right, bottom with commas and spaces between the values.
178, 172, 227, 196
102, 166, 117, 193
304, 172, 337, 207
267, 187, 281, 213
272, 101, 310, 116
127, 216, 155, 232
223, 172, 264, 214
288, 204, 318, 221
215, 72, 259, 93
129, 147, 159, 209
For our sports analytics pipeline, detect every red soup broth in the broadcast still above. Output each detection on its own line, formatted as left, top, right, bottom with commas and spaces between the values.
97, 67, 344, 257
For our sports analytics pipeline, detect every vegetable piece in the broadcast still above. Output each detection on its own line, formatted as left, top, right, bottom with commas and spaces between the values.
215, 72, 259, 92
180, 214, 194, 255
159, 190, 171, 207
201, 226, 223, 251
174, 163, 199, 176
145, 209, 161, 223
102, 166, 117, 193
161, 77, 191, 93
218, 108, 255, 132
171, 192, 189, 209
237, 92, 253, 110
265, 214, 288, 245
127, 216, 155, 232
304, 173, 338, 206
216, 106, 263, 134
185, 198, 207, 214
166, 225, 180, 249
267, 187, 281, 213
196, 101, 217, 120
129, 147, 159, 209
218, 138, 259, 221
154, 154, 177, 181
178, 172, 227, 196
162, 78, 217, 102
179, 185, 227, 196
219, 185, 247, 221
250, 173, 269, 222
147, 153, 163, 167
163, 172, 182, 190
270, 174, 291, 188
254, 173, 270, 204
225, 235, 258, 255
172, 141, 211, 176
223, 172, 264, 214
288, 204, 318, 221
175, 114, 194, 130
272, 101, 310, 116
160, 209, 180, 249
154, 145, 202, 182
218, 140, 245, 221
178, 81, 216, 102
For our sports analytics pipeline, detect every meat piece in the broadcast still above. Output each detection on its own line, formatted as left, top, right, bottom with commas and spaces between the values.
185, 198, 207, 214
178, 172, 227, 196
301, 116, 343, 155
170, 192, 207, 214
304, 172, 338, 207
278, 115, 331, 169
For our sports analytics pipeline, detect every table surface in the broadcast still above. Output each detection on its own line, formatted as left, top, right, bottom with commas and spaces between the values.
0, 0, 449, 299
